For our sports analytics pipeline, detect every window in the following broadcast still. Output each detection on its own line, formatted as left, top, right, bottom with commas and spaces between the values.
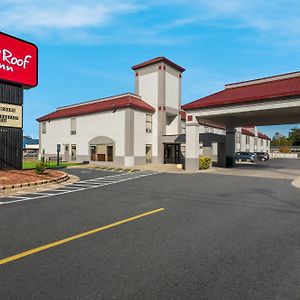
181, 145, 186, 157
90, 144, 114, 162
71, 118, 76, 135
261, 139, 264, 146
42, 122, 46, 134
182, 121, 186, 134
71, 144, 76, 161
107, 145, 113, 162
254, 137, 258, 150
236, 133, 241, 144
246, 135, 250, 144
205, 126, 209, 133
146, 114, 152, 133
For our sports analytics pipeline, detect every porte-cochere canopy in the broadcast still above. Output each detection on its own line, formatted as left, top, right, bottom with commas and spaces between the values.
182, 71, 300, 171
182, 71, 300, 128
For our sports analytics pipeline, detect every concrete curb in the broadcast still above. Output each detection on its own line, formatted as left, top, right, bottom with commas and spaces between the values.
291, 177, 300, 189
0, 172, 69, 191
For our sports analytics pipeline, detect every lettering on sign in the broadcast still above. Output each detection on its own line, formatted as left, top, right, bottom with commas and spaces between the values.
0, 102, 22, 128
0, 32, 38, 88
0, 49, 32, 72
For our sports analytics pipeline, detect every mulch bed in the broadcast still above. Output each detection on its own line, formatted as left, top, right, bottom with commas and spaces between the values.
0, 169, 65, 186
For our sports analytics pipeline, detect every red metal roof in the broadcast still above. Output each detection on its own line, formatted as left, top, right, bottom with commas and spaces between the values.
199, 120, 225, 130
37, 94, 155, 122
258, 132, 271, 140
182, 75, 300, 110
132, 57, 185, 73
241, 128, 255, 137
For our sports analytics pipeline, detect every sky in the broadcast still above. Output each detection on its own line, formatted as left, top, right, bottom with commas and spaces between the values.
1, 0, 300, 138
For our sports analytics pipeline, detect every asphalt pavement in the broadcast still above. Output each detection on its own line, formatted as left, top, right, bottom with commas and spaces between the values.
1, 163, 300, 299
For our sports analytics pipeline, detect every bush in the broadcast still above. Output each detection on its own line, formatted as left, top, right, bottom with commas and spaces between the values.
199, 156, 211, 169
279, 146, 290, 153
35, 162, 47, 175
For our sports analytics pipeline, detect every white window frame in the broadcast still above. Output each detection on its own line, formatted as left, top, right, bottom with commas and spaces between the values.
146, 114, 152, 133
42, 122, 46, 134
71, 118, 76, 135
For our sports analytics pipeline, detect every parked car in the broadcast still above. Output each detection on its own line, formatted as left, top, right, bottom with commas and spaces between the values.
235, 152, 257, 163
23, 151, 38, 158
254, 152, 269, 161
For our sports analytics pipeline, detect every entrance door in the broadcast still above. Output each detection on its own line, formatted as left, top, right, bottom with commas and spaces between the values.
64, 144, 70, 161
71, 144, 76, 161
164, 144, 180, 164
146, 144, 152, 163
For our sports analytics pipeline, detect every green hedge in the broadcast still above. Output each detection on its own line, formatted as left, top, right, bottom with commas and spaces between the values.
199, 156, 211, 169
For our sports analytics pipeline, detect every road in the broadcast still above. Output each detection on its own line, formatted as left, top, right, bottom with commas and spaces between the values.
1, 162, 300, 299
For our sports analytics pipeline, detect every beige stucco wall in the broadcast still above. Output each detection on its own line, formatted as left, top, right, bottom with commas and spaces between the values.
40, 110, 126, 162
133, 110, 153, 158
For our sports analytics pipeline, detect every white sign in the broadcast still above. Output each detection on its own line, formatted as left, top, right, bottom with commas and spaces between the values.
0, 102, 22, 128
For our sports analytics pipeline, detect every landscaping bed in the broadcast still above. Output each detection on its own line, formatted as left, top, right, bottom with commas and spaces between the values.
0, 169, 66, 187
22, 160, 81, 170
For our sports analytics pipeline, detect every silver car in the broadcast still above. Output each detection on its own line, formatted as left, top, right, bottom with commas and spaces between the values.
235, 152, 257, 163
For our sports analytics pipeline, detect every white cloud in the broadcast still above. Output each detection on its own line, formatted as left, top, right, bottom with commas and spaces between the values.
161, 0, 300, 36
2, 0, 300, 46
0, 0, 140, 31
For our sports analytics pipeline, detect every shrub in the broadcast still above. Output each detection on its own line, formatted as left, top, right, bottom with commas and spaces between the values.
35, 162, 47, 175
279, 146, 290, 153
199, 156, 211, 169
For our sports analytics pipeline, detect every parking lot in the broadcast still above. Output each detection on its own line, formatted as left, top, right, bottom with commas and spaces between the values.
1, 160, 300, 299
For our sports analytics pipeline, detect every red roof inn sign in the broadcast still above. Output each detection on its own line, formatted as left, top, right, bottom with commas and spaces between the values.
0, 32, 38, 170
0, 32, 38, 88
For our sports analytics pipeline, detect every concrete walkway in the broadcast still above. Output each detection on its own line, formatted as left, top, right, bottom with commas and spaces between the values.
137, 159, 300, 188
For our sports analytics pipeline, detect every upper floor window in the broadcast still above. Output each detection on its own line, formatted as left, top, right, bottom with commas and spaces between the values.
182, 121, 186, 134
71, 118, 76, 135
42, 122, 46, 134
246, 135, 250, 144
146, 114, 152, 133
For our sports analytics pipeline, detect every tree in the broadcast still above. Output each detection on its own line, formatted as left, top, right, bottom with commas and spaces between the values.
288, 127, 300, 146
271, 136, 291, 146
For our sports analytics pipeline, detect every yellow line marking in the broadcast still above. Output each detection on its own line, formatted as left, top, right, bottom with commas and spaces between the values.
0, 208, 165, 266
128, 169, 135, 173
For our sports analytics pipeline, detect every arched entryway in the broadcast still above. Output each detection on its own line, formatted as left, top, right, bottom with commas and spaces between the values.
89, 136, 115, 165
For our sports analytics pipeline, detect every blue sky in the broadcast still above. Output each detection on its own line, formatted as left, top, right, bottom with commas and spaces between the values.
1, 0, 300, 138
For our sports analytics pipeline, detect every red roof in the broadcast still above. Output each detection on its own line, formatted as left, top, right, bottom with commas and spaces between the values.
199, 120, 225, 130
37, 94, 155, 122
182, 75, 300, 110
258, 132, 271, 140
241, 128, 255, 137
132, 57, 185, 73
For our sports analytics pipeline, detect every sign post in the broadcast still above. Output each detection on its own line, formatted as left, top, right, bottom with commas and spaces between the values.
0, 32, 38, 170
57, 144, 61, 166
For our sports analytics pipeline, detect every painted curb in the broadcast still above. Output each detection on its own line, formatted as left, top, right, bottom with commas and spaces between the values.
0, 173, 69, 191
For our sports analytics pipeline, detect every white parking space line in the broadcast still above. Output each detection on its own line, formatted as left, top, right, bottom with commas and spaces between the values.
0, 172, 159, 205
48, 189, 71, 192
6, 196, 30, 199
29, 192, 56, 196
70, 184, 96, 187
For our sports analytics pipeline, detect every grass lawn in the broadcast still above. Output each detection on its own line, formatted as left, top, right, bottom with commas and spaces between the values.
23, 161, 81, 170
